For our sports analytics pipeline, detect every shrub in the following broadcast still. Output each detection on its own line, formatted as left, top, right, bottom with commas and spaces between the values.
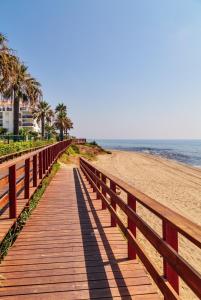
89, 140, 98, 146
0, 140, 54, 157
71, 144, 80, 154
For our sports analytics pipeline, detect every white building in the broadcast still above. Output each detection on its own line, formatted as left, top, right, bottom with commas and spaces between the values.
0, 100, 40, 133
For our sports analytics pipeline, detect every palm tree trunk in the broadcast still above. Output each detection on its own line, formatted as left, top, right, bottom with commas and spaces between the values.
60, 127, 63, 141
13, 91, 20, 136
41, 116, 45, 138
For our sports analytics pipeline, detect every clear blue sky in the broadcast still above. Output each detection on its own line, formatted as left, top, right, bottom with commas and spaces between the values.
1, 0, 201, 139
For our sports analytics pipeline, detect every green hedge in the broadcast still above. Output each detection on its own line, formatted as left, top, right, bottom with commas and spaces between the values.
0, 140, 54, 157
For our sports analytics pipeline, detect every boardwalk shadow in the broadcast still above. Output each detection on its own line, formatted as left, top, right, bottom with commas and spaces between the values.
73, 168, 132, 299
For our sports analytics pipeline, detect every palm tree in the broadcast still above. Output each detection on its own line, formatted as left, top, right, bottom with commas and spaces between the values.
54, 102, 73, 140
4, 62, 42, 135
0, 32, 8, 52
55, 102, 67, 114
32, 101, 53, 138
0, 33, 42, 136
0, 33, 13, 94
0, 41, 21, 136
64, 117, 73, 138
45, 123, 57, 139
54, 111, 69, 141
25, 76, 42, 105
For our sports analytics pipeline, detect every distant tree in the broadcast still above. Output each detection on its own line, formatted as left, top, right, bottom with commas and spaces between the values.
54, 111, 68, 141
29, 130, 39, 140
0, 127, 8, 135
19, 127, 30, 136
64, 117, 73, 138
55, 102, 67, 114
32, 101, 53, 138
45, 123, 57, 139
54, 102, 73, 141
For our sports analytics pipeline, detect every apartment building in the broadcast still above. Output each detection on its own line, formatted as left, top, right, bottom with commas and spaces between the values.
0, 100, 40, 133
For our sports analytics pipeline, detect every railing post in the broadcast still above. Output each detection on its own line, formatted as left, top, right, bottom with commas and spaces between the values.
92, 169, 97, 195
43, 150, 46, 174
110, 181, 116, 227
9, 165, 16, 218
49, 148, 52, 165
55, 145, 57, 160
128, 193, 136, 259
45, 149, 48, 170
101, 174, 107, 210
48, 148, 51, 166
47, 148, 49, 169
52, 146, 54, 162
96, 170, 101, 199
24, 158, 30, 199
49, 148, 51, 165
163, 221, 179, 294
45, 148, 47, 170
33, 154, 37, 187
46, 148, 49, 168
39, 151, 43, 179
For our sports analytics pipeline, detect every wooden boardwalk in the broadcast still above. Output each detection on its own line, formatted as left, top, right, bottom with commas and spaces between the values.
0, 166, 160, 300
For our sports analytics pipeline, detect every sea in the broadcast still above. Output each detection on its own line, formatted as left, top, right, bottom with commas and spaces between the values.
89, 139, 201, 168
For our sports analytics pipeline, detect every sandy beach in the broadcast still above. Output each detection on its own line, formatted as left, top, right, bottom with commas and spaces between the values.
93, 150, 201, 300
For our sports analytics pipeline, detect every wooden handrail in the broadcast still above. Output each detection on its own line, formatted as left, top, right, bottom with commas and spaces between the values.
0, 140, 71, 218
80, 158, 201, 248
80, 157, 201, 299
72, 138, 86, 144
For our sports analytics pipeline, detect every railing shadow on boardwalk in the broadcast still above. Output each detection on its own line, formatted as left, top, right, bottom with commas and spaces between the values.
73, 168, 132, 299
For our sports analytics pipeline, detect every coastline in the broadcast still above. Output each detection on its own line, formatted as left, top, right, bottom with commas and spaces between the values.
93, 139, 201, 169
93, 149, 201, 300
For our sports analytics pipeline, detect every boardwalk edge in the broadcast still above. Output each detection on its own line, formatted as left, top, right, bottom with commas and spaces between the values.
0, 162, 61, 261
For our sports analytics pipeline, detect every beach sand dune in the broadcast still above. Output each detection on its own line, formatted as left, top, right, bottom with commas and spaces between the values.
93, 151, 201, 300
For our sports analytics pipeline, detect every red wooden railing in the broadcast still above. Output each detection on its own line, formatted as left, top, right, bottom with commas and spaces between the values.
73, 138, 86, 144
80, 157, 201, 300
0, 140, 71, 218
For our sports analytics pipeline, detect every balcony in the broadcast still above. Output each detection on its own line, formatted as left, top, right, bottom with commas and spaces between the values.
22, 114, 32, 118
22, 123, 33, 127
20, 107, 28, 111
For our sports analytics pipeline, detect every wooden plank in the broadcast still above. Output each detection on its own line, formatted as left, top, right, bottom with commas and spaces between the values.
0, 166, 160, 300
81, 158, 201, 298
